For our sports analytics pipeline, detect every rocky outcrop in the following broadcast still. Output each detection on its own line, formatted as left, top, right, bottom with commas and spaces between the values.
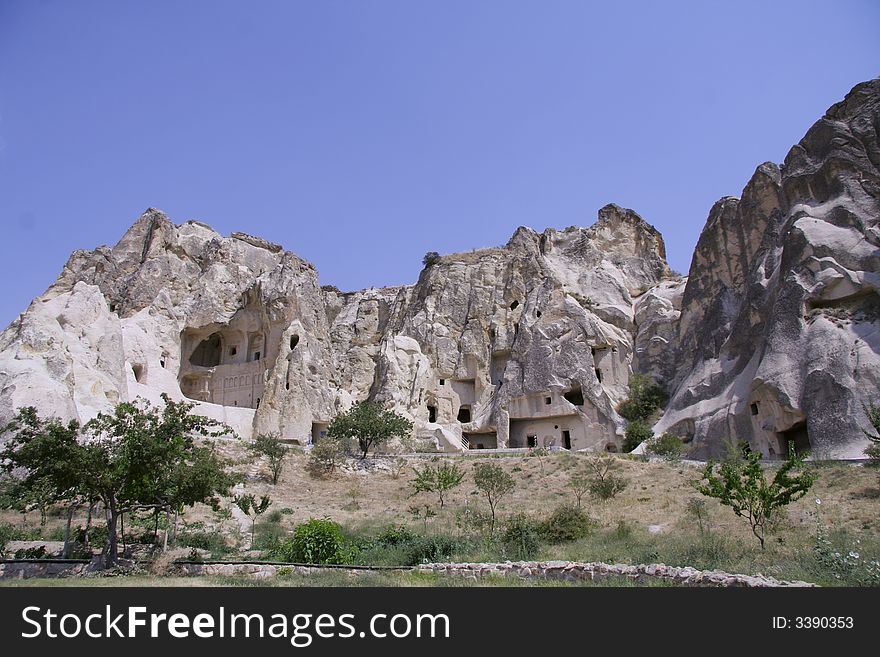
657, 79, 880, 459
1, 80, 879, 459
0, 201, 671, 452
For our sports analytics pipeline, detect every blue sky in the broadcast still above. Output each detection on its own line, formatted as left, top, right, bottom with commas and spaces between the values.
0, 1, 878, 329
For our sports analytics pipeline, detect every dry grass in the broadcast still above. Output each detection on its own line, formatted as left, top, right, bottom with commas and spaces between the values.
3, 444, 879, 586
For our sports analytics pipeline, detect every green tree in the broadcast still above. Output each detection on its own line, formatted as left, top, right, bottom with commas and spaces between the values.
0, 409, 88, 557
646, 432, 686, 461
587, 457, 628, 501
328, 401, 413, 459
623, 419, 653, 453
411, 462, 465, 508
250, 433, 289, 485
473, 462, 515, 533
617, 374, 668, 422
692, 441, 816, 549
235, 494, 272, 548
862, 402, 880, 478
567, 473, 591, 509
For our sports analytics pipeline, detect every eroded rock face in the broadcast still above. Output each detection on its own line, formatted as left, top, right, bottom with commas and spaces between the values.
1, 80, 878, 458
0, 204, 670, 451
657, 79, 880, 459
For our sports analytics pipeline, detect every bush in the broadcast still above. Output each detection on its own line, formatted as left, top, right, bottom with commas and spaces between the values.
179, 530, 233, 557
646, 432, 686, 461
502, 514, 540, 560
623, 420, 653, 453
422, 251, 441, 267
274, 518, 350, 564
373, 524, 419, 546
538, 505, 596, 543
354, 526, 469, 567
253, 519, 287, 551
307, 438, 348, 477
590, 475, 627, 501
617, 375, 668, 422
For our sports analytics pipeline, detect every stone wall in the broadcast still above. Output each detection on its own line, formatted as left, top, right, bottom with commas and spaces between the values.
0, 559, 815, 586
414, 561, 816, 587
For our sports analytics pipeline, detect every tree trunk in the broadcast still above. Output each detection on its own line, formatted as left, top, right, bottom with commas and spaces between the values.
171, 510, 179, 548
102, 498, 119, 568
120, 511, 126, 555
85, 502, 94, 549
62, 502, 77, 559
162, 509, 170, 552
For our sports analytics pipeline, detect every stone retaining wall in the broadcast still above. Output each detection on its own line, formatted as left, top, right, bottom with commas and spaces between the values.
415, 561, 816, 587
0, 559, 816, 586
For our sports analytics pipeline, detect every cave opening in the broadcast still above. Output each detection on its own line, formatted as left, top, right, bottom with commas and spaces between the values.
189, 333, 222, 367
564, 387, 585, 406
457, 405, 472, 423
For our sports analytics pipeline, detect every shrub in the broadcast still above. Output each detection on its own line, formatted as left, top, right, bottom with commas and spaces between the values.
685, 497, 709, 535
538, 505, 596, 543
179, 530, 233, 557
646, 432, 686, 461
502, 514, 540, 560
253, 519, 287, 551
623, 420, 653, 453
307, 438, 348, 477
274, 518, 350, 564
586, 457, 628, 501
422, 251, 441, 267
617, 375, 668, 422
356, 527, 467, 566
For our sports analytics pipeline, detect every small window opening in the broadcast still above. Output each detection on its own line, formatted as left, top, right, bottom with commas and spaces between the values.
457, 406, 471, 423
132, 364, 144, 383
256, 398, 260, 408
510, 300, 520, 310
545, 396, 552, 405
159, 357, 166, 369
439, 379, 445, 386
527, 435, 537, 448
536, 310, 542, 318
230, 346, 237, 356
427, 405, 437, 423
285, 381, 290, 391
290, 335, 299, 350
750, 402, 759, 416
562, 430, 571, 450
254, 351, 261, 361
595, 368, 603, 383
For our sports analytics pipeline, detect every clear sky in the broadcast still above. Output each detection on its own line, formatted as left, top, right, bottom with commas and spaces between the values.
0, 1, 878, 329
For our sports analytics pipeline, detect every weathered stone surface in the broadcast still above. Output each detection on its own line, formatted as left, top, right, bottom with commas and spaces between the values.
1, 80, 879, 459
0, 201, 671, 453
657, 79, 880, 459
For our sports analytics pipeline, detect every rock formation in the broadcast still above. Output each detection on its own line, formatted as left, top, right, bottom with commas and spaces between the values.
657, 79, 880, 459
1, 79, 878, 459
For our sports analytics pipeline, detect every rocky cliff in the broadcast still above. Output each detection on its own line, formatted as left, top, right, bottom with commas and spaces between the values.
657, 79, 880, 459
1, 79, 878, 459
